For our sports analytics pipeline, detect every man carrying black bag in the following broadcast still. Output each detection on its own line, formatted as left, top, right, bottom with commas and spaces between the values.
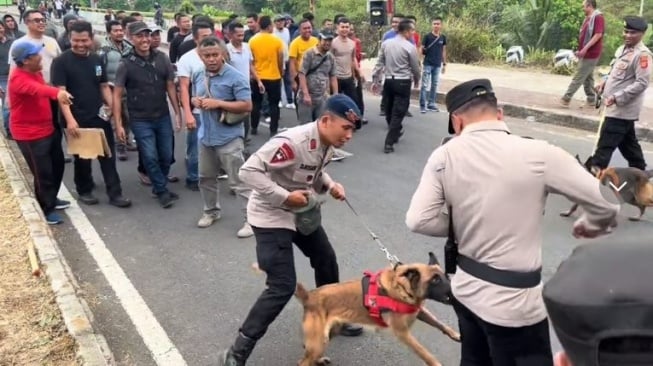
404, 78, 619, 366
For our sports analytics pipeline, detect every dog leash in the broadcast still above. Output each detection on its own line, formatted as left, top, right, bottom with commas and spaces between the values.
344, 197, 401, 266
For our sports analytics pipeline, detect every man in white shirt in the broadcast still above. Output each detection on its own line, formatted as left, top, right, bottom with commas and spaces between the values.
226, 22, 264, 144
273, 14, 294, 109
177, 22, 214, 191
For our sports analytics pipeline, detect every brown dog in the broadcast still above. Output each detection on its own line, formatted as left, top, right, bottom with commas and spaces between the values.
294, 253, 460, 366
560, 155, 653, 221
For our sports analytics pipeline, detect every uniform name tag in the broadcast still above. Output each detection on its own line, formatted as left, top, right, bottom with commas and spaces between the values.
300, 164, 318, 171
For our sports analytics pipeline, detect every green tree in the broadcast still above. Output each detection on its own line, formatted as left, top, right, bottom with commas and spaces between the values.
98, 0, 129, 10
241, 0, 267, 13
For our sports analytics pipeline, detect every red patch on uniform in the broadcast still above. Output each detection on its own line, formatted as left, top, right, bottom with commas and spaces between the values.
641, 56, 649, 69
270, 143, 295, 164
310, 139, 317, 150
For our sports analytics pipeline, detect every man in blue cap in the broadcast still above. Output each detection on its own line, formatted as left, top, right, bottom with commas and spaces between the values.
219, 94, 363, 365
9, 41, 73, 225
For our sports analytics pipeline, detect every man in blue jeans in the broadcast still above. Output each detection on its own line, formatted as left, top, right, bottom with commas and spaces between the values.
113, 22, 183, 208
419, 17, 447, 114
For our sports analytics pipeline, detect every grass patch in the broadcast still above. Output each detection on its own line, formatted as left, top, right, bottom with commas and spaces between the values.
0, 165, 79, 366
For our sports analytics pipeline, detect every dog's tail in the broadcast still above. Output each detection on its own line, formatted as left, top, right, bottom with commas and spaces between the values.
295, 283, 310, 304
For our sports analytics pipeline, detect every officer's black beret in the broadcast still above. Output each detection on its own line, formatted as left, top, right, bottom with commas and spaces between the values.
624, 16, 648, 32
445, 79, 495, 134
325, 94, 361, 125
543, 239, 653, 366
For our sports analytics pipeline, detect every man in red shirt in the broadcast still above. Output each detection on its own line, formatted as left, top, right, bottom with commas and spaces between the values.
9, 42, 73, 225
561, 0, 604, 106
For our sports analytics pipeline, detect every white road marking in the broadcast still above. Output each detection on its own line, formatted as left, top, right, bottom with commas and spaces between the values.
58, 185, 188, 366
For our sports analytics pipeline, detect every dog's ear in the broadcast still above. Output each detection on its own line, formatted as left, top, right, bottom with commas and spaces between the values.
402, 268, 421, 292
428, 252, 440, 266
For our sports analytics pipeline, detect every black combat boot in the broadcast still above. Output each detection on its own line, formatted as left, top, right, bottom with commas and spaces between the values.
218, 332, 257, 366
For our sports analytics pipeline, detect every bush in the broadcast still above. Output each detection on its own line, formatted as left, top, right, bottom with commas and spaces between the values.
445, 16, 500, 63
524, 46, 555, 68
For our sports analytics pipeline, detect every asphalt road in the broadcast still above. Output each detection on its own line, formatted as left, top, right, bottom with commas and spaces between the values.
49, 94, 653, 366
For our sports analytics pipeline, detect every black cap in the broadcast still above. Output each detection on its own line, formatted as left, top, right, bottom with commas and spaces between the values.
543, 239, 653, 366
325, 94, 361, 125
444, 79, 495, 134
128, 21, 151, 35
624, 16, 648, 32
318, 30, 335, 40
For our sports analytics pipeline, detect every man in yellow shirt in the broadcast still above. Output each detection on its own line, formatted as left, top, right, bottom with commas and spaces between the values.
289, 19, 318, 93
248, 15, 284, 136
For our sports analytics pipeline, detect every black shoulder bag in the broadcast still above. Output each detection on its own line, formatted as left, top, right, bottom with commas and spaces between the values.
293, 53, 329, 101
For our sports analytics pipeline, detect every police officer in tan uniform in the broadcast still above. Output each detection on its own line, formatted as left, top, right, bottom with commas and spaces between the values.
219, 94, 363, 366
590, 16, 651, 171
405, 79, 619, 366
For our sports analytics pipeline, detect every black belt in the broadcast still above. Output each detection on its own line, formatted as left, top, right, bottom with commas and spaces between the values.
457, 254, 542, 289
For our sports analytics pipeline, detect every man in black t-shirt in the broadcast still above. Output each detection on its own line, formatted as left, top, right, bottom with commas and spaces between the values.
51, 21, 131, 208
419, 17, 447, 113
169, 14, 191, 63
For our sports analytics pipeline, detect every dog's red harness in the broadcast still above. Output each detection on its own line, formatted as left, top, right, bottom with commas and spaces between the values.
362, 270, 421, 328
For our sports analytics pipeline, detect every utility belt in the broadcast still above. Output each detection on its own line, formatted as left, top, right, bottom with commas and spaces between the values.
445, 208, 542, 289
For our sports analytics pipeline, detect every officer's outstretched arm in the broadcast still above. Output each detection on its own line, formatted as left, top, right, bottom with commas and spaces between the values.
543, 144, 619, 234
239, 138, 297, 207
614, 53, 651, 105
405, 148, 450, 237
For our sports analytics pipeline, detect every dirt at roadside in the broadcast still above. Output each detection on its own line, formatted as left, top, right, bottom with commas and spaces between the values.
0, 165, 79, 366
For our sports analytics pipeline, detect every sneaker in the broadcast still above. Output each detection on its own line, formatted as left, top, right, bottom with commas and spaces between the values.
185, 182, 199, 191
158, 192, 176, 208
427, 105, 439, 112
406, 110, 413, 117
420, 108, 427, 114
78, 193, 99, 205
285, 103, 295, 109
138, 172, 152, 186
54, 199, 71, 210
197, 212, 221, 228
278, 102, 283, 108
218, 174, 228, 180
46, 212, 63, 225
109, 196, 132, 208
264, 117, 271, 123
237, 222, 254, 238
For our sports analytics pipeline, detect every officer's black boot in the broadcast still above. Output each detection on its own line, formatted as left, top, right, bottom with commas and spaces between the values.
340, 323, 363, 337
218, 332, 257, 366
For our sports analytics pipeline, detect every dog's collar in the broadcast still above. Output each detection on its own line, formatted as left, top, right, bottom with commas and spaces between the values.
361, 270, 421, 328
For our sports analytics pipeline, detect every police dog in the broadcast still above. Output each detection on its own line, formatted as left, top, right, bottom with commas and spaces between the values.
294, 253, 459, 366
560, 155, 653, 221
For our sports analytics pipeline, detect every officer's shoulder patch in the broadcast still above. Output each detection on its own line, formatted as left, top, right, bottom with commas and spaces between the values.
270, 142, 295, 164
641, 54, 650, 69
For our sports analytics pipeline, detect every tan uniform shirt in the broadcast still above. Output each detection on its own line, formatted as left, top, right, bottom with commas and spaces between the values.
603, 42, 652, 120
239, 122, 336, 231
405, 121, 619, 327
